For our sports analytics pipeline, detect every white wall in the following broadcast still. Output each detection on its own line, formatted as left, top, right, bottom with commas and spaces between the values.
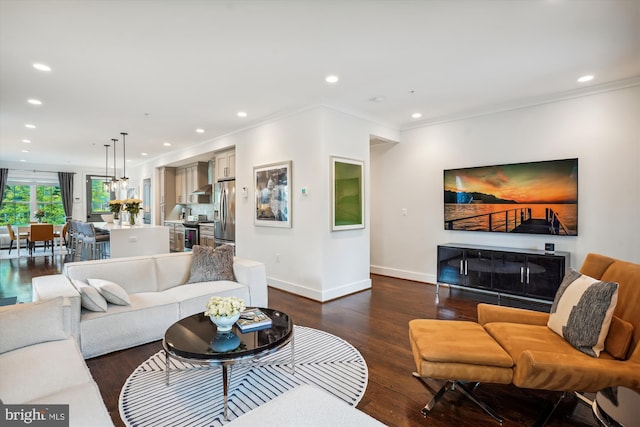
131, 105, 398, 302
371, 85, 640, 284
237, 106, 396, 301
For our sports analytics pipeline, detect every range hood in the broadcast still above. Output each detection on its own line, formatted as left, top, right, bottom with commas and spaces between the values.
192, 160, 214, 195
192, 183, 212, 195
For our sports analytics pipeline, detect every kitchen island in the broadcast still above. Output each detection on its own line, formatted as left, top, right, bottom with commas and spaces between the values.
94, 222, 170, 258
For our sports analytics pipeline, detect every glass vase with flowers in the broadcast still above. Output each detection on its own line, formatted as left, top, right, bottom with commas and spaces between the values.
109, 200, 122, 221
124, 198, 143, 225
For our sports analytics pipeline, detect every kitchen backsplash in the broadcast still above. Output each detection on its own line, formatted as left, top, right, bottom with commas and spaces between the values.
180, 203, 215, 220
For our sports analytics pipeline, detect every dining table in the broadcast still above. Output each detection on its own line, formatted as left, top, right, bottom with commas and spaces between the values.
15, 224, 64, 257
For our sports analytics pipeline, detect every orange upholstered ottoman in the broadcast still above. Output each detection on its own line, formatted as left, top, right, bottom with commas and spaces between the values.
409, 319, 514, 384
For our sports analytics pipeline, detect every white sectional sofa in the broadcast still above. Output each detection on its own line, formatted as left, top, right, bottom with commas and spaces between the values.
32, 251, 268, 358
0, 297, 113, 426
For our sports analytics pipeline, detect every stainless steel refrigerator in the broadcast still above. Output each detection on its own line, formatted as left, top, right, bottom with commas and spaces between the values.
214, 179, 236, 249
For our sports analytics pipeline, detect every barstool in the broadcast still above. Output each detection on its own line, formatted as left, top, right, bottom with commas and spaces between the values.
77, 222, 109, 260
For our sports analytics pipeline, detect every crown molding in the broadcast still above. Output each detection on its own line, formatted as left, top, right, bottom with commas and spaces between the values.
402, 75, 640, 130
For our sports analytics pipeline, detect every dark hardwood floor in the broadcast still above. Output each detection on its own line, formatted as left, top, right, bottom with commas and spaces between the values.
1, 255, 597, 426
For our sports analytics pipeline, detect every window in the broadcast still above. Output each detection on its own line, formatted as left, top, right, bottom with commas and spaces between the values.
0, 185, 31, 225
0, 184, 65, 225
36, 185, 66, 224
86, 175, 111, 222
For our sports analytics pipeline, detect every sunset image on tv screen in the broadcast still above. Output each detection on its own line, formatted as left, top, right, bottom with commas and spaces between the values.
443, 158, 578, 235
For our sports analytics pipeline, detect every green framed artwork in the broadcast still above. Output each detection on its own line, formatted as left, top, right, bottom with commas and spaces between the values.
331, 156, 364, 231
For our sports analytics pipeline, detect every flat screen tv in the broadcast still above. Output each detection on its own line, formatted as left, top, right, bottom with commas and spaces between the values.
444, 158, 578, 236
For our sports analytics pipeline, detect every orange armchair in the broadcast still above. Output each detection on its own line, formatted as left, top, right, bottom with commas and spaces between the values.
409, 253, 640, 423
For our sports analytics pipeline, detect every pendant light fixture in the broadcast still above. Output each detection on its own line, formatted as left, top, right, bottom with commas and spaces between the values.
120, 132, 129, 190
110, 138, 119, 191
103, 143, 111, 192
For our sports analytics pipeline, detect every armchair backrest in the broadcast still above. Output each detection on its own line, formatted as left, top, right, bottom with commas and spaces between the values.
580, 253, 640, 361
30, 223, 54, 241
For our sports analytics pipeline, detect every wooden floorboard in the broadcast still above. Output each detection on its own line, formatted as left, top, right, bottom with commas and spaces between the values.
1, 257, 596, 426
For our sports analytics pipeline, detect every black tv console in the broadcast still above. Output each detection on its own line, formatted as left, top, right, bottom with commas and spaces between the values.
437, 243, 569, 311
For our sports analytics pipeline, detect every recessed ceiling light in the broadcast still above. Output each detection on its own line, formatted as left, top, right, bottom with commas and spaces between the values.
196, 128, 205, 133
325, 75, 339, 84
141, 152, 148, 156
33, 63, 51, 72
163, 142, 171, 147
19, 159, 26, 162
237, 111, 247, 118
28, 99, 42, 105
370, 96, 386, 102
25, 124, 36, 129
21, 149, 30, 153
22, 139, 31, 143
411, 113, 422, 119
577, 75, 594, 83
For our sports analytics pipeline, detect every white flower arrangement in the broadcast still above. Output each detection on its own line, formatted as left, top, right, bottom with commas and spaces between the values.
204, 296, 245, 318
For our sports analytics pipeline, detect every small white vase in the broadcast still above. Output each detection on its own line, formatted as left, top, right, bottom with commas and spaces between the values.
210, 313, 240, 332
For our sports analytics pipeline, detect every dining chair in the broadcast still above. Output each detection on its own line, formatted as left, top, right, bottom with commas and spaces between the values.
27, 223, 55, 256
53, 222, 69, 252
6, 225, 28, 255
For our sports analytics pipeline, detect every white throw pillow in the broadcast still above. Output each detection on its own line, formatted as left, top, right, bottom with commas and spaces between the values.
547, 268, 618, 357
72, 279, 108, 312
0, 297, 67, 354
87, 278, 131, 306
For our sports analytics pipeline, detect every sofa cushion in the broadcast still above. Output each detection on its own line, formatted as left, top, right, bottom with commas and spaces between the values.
605, 315, 634, 360
187, 244, 236, 283
0, 338, 91, 403
162, 280, 251, 318
0, 297, 67, 354
87, 278, 131, 305
79, 292, 179, 358
64, 256, 158, 293
225, 384, 385, 427
548, 268, 618, 357
78, 283, 108, 312
154, 251, 193, 291
25, 381, 113, 427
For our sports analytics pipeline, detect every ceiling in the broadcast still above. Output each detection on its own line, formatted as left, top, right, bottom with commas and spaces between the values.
1, 0, 639, 170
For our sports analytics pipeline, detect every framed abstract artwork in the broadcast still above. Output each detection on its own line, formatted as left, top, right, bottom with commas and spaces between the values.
331, 156, 364, 231
254, 161, 292, 228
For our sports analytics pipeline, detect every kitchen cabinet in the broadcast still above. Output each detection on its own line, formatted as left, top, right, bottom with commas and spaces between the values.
176, 162, 209, 204
437, 244, 569, 306
199, 224, 215, 248
159, 167, 176, 224
215, 149, 235, 181
175, 168, 185, 204
164, 221, 186, 252
174, 224, 185, 252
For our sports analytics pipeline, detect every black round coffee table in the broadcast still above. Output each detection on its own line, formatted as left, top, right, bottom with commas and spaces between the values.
163, 308, 293, 420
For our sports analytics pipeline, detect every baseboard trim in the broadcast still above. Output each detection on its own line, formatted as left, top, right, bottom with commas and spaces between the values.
369, 265, 436, 284
267, 277, 372, 302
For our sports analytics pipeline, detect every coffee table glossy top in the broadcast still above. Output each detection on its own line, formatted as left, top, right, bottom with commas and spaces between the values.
163, 308, 293, 361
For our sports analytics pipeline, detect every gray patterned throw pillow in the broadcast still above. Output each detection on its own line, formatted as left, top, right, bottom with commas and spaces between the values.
187, 244, 236, 283
547, 268, 618, 357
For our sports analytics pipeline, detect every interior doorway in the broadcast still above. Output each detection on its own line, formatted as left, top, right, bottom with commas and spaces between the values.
143, 178, 151, 224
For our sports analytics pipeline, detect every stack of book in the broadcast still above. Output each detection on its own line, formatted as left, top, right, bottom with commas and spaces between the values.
236, 308, 272, 332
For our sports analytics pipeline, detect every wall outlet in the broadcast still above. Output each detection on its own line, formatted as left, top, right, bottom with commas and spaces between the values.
401, 208, 408, 216
276, 253, 280, 262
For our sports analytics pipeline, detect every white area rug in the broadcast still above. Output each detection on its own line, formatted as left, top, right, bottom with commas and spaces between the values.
119, 326, 368, 427
0, 247, 68, 259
